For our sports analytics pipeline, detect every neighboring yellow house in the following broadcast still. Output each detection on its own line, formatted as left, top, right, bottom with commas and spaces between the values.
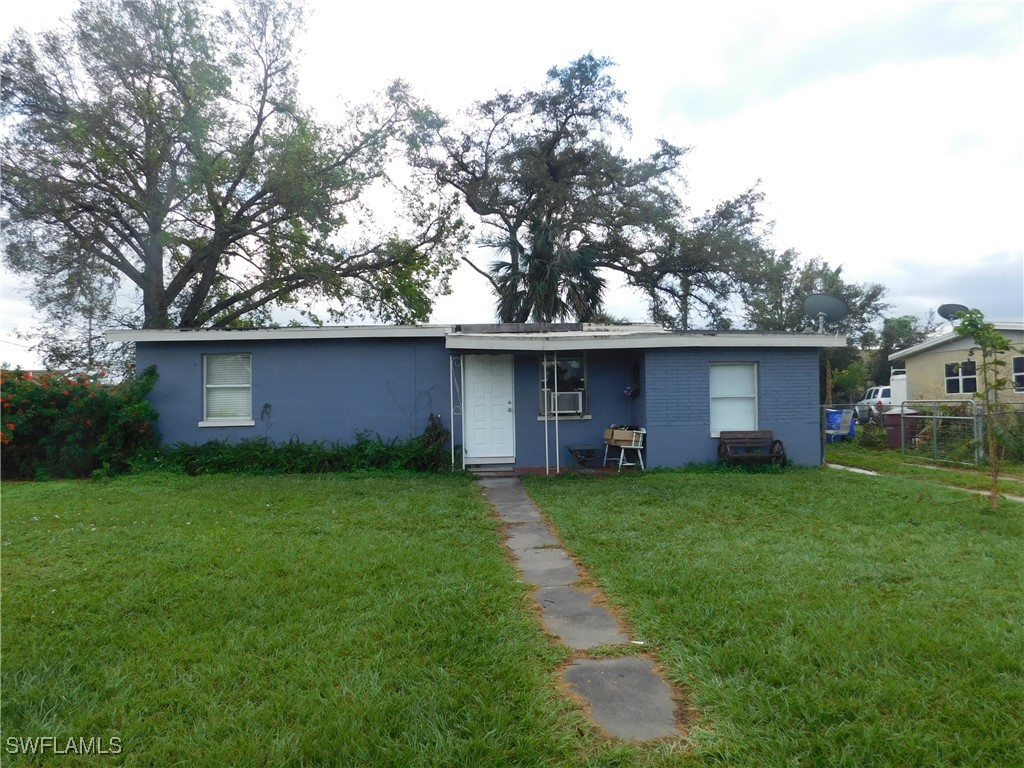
888, 322, 1024, 405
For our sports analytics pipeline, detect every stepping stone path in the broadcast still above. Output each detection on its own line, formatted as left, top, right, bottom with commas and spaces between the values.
478, 477, 681, 741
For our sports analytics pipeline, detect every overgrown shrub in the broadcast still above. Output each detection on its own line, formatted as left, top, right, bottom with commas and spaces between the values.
1, 367, 159, 479
147, 414, 454, 476
988, 409, 1024, 463
855, 422, 888, 449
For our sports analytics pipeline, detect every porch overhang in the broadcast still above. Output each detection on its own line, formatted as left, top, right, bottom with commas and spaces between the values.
445, 330, 847, 352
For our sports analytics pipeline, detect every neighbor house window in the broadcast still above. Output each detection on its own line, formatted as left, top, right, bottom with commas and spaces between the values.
539, 355, 586, 416
201, 353, 253, 426
710, 362, 757, 435
1013, 357, 1024, 391
944, 360, 977, 395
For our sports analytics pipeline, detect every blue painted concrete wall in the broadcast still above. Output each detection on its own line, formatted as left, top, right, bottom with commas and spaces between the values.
137, 338, 452, 446
505, 350, 644, 468
643, 347, 822, 466
138, 340, 822, 467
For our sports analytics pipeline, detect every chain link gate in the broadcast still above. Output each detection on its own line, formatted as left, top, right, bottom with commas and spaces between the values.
898, 400, 983, 466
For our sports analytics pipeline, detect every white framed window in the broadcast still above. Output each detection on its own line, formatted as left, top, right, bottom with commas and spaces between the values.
200, 353, 254, 427
1013, 356, 1024, 391
539, 355, 586, 416
944, 360, 977, 395
710, 362, 757, 436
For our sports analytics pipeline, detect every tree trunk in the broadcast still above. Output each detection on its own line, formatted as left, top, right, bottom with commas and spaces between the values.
141, 236, 169, 329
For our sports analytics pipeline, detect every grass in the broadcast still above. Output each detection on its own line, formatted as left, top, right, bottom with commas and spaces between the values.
826, 439, 1024, 498
4, 468, 1022, 766
1, 473, 594, 767
523, 468, 1024, 767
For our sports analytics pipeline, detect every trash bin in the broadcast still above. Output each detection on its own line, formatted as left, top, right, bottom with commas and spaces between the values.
825, 409, 856, 441
826, 408, 841, 433
883, 410, 920, 450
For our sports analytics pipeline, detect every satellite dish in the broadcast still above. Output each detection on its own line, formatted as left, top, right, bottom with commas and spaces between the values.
937, 303, 970, 322
803, 294, 849, 333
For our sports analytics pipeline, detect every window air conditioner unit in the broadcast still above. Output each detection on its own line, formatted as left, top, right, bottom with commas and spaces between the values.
547, 390, 583, 415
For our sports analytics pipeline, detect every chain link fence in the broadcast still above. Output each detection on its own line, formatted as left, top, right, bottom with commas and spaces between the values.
824, 399, 1024, 467
822, 400, 980, 464
897, 401, 983, 466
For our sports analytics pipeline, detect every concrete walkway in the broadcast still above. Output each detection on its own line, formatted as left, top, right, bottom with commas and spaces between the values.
477, 477, 681, 741
827, 462, 1024, 503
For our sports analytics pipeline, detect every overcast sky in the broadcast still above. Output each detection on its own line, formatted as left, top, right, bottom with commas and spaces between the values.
2, 0, 1022, 368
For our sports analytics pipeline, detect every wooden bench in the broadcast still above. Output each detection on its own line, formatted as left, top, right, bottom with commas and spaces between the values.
717, 430, 787, 467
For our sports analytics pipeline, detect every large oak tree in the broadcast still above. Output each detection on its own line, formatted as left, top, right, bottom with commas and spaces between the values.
738, 251, 888, 343
1, 0, 463, 351
422, 54, 781, 328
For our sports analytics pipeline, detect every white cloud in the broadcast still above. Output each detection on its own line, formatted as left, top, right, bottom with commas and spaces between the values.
663, 46, 1022, 321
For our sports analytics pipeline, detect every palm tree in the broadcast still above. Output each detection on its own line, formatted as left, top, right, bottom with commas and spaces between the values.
492, 217, 606, 323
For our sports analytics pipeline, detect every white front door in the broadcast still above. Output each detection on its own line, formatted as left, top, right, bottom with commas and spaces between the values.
463, 354, 515, 463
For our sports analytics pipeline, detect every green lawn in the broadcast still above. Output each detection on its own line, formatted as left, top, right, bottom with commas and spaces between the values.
3, 469, 1022, 766
826, 439, 1024, 498
1, 473, 589, 767
523, 468, 1024, 767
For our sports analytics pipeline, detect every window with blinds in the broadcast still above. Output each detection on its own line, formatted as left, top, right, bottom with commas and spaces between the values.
202, 353, 253, 425
709, 362, 758, 436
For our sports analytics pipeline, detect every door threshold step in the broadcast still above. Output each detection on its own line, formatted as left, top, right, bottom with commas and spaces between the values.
467, 467, 518, 477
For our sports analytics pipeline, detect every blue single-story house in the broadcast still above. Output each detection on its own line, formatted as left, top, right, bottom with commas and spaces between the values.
108, 323, 845, 470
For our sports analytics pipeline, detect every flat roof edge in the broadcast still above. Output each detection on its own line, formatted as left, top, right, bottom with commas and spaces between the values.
106, 325, 848, 350
105, 325, 452, 343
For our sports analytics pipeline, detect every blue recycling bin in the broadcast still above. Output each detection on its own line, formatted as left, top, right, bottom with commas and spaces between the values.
825, 409, 855, 441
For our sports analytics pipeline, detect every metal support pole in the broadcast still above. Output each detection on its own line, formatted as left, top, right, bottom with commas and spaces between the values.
975, 401, 985, 464
543, 353, 550, 475
554, 350, 560, 474
459, 356, 466, 471
449, 356, 455, 471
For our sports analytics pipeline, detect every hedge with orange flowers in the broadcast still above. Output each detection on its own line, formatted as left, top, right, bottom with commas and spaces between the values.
1, 366, 159, 479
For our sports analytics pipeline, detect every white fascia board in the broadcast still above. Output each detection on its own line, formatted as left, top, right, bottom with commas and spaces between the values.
888, 332, 957, 360
890, 322, 1024, 361
445, 332, 847, 352
108, 324, 848, 350
581, 322, 665, 332
106, 325, 452, 343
